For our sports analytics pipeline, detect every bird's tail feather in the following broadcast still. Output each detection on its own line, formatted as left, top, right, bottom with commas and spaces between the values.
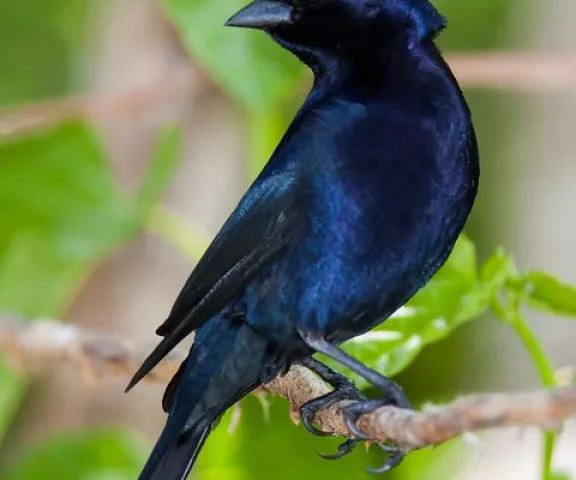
139, 421, 211, 480
138, 317, 272, 480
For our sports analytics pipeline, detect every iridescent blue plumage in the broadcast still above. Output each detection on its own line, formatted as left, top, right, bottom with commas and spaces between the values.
130, 1, 479, 478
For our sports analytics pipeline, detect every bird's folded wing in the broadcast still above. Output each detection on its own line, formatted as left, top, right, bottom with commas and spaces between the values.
126, 180, 296, 391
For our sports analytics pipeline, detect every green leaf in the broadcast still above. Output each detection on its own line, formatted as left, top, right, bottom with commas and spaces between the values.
248, 108, 289, 176
479, 247, 517, 294
0, 121, 186, 472
0, 232, 90, 316
7, 429, 145, 480
522, 271, 576, 318
135, 126, 182, 215
159, 0, 305, 112
0, 361, 25, 445
0, 122, 141, 448
334, 235, 492, 384
0, 122, 137, 317
477, 248, 520, 322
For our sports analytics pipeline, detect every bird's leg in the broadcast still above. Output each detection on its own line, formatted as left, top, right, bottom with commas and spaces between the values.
301, 333, 411, 473
299, 357, 366, 460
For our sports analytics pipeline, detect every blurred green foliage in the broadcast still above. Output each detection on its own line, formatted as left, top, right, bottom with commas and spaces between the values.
0, 120, 181, 477
0, 123, 137, 317
521, 271, 576, 318
0, 0, 574, 480
6, 430, 145, 480
162, 0, 304, 112
0, 0, 91, 106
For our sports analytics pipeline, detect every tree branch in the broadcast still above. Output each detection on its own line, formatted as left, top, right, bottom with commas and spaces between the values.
1, 316, 574, 452
0, 64, 202, 140
448, 52, 576, 90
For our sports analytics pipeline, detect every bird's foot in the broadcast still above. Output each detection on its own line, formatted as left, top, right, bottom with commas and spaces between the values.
300, 381, 367, 461
318, 438, 357, 460
300, 356, 367, 436
299, 357, 367, 459
299, 335, 411, 473
368, 447, 405, 475
300, 374, 367, 436
344, 398, 409, 474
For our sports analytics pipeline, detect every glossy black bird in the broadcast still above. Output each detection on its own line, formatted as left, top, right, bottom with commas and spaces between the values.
128, 0, 479, 478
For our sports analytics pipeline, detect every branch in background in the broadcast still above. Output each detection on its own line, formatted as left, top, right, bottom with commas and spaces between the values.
0, 65, 202, 140
1, 316, 575, 452
1, 53, 575, 141
449, 52, 576, 90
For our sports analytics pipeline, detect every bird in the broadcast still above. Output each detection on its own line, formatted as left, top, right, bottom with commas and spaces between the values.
127, 0, 479, 478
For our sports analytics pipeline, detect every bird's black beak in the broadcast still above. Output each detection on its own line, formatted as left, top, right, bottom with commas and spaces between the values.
225, 0, 293, 30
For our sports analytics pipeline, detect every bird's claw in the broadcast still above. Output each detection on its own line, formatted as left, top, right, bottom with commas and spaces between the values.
344, 399, 384, 439
299, 355, 410, 471
365, 450, 405, 475
300, 381, 366, 438
299, 377, 366, 460
344, 395, 410, 474
301, 398, 331, 437
343, 376, 411, 437
318, 438, 358, 460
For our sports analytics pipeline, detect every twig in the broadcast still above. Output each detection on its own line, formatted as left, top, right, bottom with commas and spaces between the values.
1, 52, 575, 141
1, 316, 575, 452
0, 64, 202, 140
448, 52, 576, 90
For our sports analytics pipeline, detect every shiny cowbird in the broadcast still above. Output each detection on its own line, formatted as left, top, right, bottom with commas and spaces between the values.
128, 0, 479, 478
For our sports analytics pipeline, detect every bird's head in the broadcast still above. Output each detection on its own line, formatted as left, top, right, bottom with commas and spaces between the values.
226, 0, 446, 60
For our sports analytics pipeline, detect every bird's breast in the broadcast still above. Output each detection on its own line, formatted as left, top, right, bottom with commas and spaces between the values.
289, 131, 476, 337
244, 63, 478, 345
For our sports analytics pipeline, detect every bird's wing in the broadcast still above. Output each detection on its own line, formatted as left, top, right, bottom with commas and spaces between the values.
126, 177, 296, 391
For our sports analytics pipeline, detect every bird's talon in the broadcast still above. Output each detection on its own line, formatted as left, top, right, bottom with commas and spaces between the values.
365, 465, 391, 475
378, 443, 399, 453
318, 438, 357, 460
301, 405, 330, 437
343, 400, 383, 439
344, 413, 368, 440
344, 399, 408, 473
365, 451, 405, 475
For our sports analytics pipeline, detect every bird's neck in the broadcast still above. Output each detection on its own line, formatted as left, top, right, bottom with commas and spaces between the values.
300, 38, 443, 98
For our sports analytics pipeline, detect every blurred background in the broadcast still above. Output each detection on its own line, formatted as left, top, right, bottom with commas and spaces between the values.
0, 0, 575, 479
